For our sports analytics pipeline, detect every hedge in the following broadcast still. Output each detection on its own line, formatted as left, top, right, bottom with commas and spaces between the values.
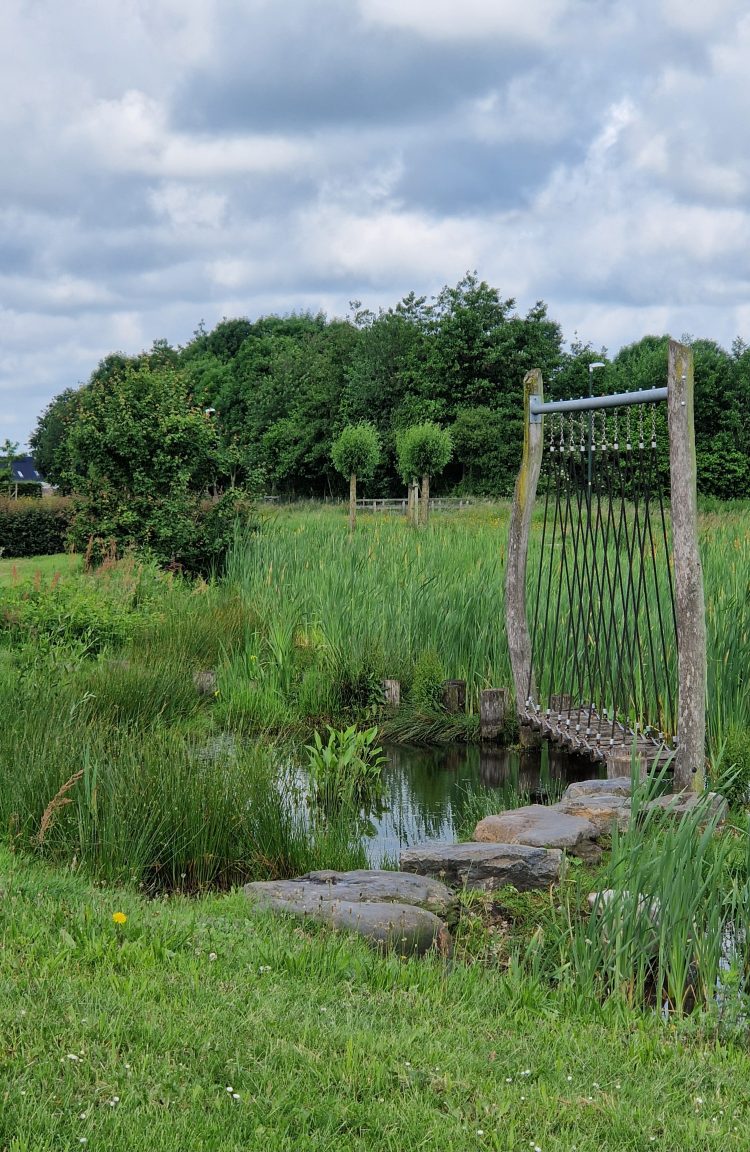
0, 497, 73, 558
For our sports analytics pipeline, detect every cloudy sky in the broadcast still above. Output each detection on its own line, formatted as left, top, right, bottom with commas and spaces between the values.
3, 0, 750, 446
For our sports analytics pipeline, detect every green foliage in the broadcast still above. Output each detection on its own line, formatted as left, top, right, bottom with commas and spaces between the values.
0, 496, 72, 558
64, 358, 222, 569
410, 649, 445, 709
305, 724, 387, 813
330, 422, 381, 480
396, 422, 452, 482
712, 727, 750, 807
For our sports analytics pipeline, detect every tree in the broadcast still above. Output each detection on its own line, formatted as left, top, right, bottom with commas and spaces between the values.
331, 423, 381, 532
0, 439, 19, 497
29, 388, 82, 490
397, 423, 452, 525
65, 359, 220, 566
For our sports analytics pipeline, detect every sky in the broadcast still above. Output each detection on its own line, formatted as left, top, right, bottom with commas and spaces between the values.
3, 0, 750, 448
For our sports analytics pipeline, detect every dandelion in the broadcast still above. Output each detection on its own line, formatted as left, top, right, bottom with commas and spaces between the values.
112, 912, 127, 925
209, 952, 217, 961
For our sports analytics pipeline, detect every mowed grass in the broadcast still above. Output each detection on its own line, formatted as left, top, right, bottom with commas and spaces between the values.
0, 552, 80, 585
3, 845, 750, 1152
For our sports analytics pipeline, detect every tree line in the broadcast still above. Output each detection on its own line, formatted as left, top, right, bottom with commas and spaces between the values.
32, 272, 750, 510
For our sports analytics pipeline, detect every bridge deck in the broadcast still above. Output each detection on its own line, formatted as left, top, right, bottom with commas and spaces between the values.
521, 704, 675, 772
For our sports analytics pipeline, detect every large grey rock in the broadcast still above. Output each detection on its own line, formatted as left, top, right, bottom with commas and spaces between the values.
244, 886, 451, 956
557, 794, 631, 835
400, 842, 562, 891
643, 790, 728, 825
245, 869, 453, 915
561, 777, 632, 801
474, 804, 601, 861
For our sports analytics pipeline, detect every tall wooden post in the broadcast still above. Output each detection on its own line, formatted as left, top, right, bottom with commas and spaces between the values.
667, 340, 706, 791
349, 473, 357, 533
506, 369, 544, 715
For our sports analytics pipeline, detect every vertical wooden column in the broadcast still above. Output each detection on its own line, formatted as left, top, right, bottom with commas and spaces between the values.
506, 369, 544, 716
667, 340, 706, 791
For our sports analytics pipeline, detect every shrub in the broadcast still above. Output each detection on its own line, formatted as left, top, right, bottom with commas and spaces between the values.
0, 497, 73, 558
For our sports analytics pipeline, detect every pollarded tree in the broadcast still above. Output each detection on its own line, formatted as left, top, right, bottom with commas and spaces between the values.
331, 422, 381, 532
397, 423, 452, 526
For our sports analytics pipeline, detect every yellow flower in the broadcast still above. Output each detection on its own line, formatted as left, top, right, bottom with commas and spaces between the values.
112, 912, 127, 925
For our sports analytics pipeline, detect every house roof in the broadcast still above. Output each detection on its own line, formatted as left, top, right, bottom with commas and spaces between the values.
0, 455, 45, 483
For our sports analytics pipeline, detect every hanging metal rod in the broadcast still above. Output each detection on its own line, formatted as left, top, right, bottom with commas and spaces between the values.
529, 387, 667, 422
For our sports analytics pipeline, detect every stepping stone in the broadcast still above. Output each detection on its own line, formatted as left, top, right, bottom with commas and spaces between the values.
556, 794, 631, 835
474, 804, 601, 861
244, 886, 451, 957
642, 790, 727, 825
246, 869, 453, 915
243, 869, 454, 956
400, 842, 562, 891
561, 776, 632, 800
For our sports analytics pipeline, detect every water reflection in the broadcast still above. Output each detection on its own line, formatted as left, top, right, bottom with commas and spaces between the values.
370, 742, 600, 866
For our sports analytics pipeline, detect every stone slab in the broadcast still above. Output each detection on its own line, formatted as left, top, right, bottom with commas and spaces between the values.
474, 804, 600, 860
556, 794, 631, 835
258, 869, 453, 915
643, 790, 727, 825
400, 842, 562, 892
561, 777, 633, 801
243, 887, 451, 956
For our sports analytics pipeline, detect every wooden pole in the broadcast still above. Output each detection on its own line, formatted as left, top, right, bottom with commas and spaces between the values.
506, 369, 544, 716
349, 473, 356, 533
667, 340, 706, 791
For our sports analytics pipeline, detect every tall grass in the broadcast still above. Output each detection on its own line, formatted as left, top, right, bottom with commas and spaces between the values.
223, 504, 750, 756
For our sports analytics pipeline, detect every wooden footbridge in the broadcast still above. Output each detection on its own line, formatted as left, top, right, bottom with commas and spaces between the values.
506, 341, 706, 790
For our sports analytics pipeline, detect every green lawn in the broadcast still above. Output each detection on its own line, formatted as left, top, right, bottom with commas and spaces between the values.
0, 552, 80, 586
2, 846, 750, 1152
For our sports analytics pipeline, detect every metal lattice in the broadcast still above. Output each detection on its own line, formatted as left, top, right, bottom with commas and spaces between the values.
523, 398, 677, 766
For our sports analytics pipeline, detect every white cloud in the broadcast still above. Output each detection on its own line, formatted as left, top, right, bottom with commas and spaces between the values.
358, 0, 572, 43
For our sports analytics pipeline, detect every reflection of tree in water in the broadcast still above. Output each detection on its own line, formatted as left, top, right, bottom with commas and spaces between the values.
367, 743, 602, 864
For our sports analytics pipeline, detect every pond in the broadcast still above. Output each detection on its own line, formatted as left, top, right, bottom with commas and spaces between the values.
367, 742, 602, 866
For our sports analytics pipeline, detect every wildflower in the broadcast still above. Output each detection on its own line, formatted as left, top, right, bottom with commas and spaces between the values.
67, 1053, 81, 1062
112, 912, 127, 925
232, 1092, 240, 1100
209, 952, 217, 961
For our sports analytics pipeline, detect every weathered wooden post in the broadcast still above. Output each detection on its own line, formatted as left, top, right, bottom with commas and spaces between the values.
667, 340, 706, 792
382, 679, 401, 708
441, 679, 466, 714
506, 369, 545, 725
480, 688, 509, 741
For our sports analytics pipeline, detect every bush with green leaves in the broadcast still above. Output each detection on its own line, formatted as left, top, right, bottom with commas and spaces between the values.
409, 649, 446, 710
0, 497, 73, 558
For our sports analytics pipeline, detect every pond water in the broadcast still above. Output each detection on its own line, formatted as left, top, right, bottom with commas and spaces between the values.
366, 742, 603, 866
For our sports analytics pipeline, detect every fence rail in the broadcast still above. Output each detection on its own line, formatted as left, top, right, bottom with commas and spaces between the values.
355, 497, 475, 514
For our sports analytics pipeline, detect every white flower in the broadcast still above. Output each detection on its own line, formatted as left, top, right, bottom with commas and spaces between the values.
209, 952, 217, 961
67, 1054, 80, 1062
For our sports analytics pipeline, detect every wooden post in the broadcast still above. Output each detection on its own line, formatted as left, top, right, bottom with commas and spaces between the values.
441, 679, 466, 714
480, 688, 509, 741
382, 679, 400, 707
349, 473, 356, 533
506, 369, 544, 716
419, 473, 429, 525
667, 340, 706, 792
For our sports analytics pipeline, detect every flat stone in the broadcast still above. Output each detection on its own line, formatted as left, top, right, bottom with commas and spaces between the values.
557, 794, 631, 835
561, 777, 633, 800
643, 790, 727, 825
245, 869, 453, 916
400, 842, 562, 891
244, 886, 451, 956
474, 804, 601, 860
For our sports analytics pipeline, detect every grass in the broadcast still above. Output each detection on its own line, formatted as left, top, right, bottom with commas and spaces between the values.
0, 552, 80, 585
5, 844, 750, 1151
217, 503, 750, 756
